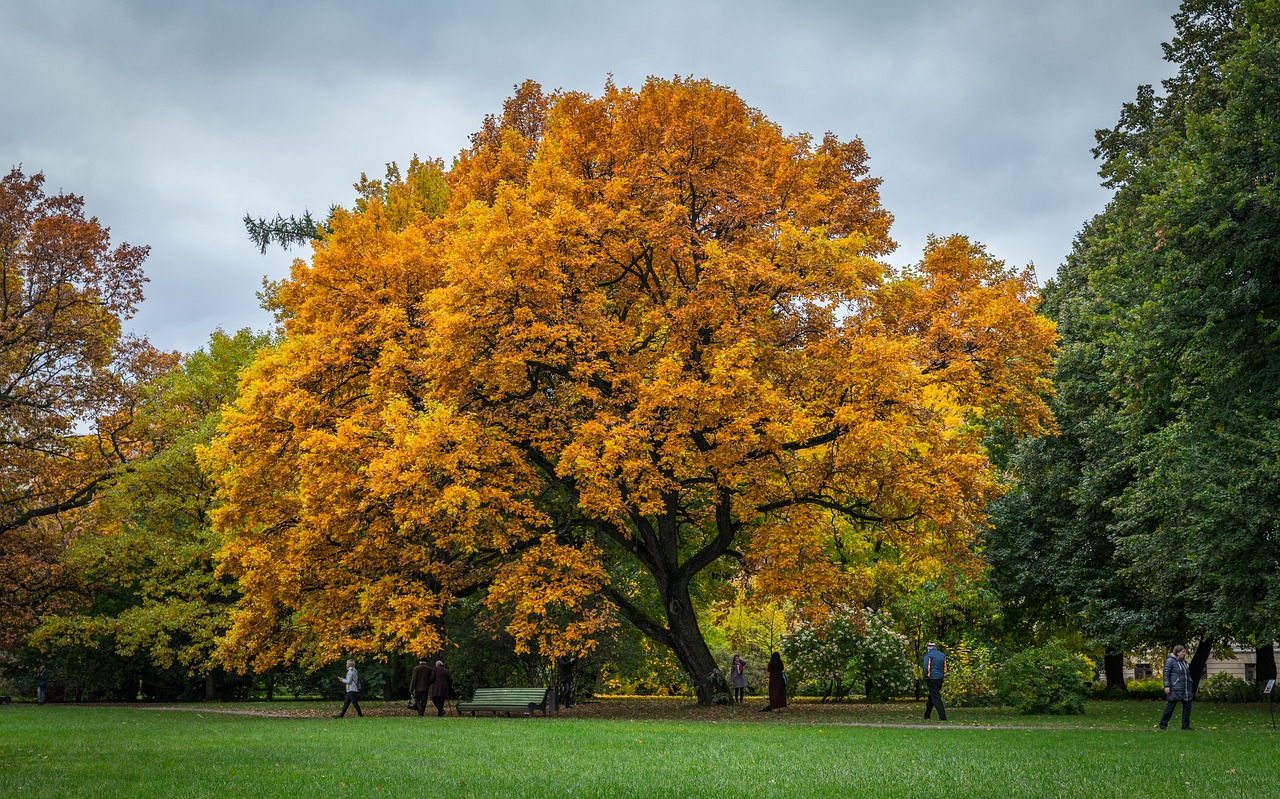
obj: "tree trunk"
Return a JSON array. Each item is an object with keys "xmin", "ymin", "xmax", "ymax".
[
  {"xmin": 601, "ymin": 491, "xmax": 740, "ymax": 705},
  {"xmin": 1189, "ymin": 635, "xmax": 1214, "ymax": 697},
  {"xmin": 664, "ymin": 586, "xmax": 732, "ymax": 705},
  {"xmin": 1255, "ymin": 643, "xmax": 1277, "ymax": 686},
  {"xmin": 204, "ymin": 671, "xmax": 217, "ymax": 702},
  {"xmin": 387, "ymin": 655, "xmax": 409, "ymax": 701},
  {"xmin": 1103, "ymin": 651, "xmax": 1127, "ymax": 691}
]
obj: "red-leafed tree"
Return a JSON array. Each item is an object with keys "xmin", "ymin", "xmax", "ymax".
[{"xmin": 0, "ymin": 166, "xmax": 175, "ymax": 648}]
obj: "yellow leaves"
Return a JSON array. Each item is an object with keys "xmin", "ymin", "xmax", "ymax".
[
  {"xmin": 485, "ymin": 535, "xmax": 615, "ymax": 658},
  {"xmin": 357, "ymin": 577, "xmax": 449, "ymax": 656},
  {"xmin": 876, "ymin": 235, "xmax": 1057, "ymax": 437},
  {"xmin": 204, "ymin": 78, "xmax": 1058, "ymax": 675}
]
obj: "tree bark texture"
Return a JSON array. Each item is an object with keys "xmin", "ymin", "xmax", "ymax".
[
  {"xmin": 1104, "ymin": 651, "xmax": 1127, "ymax": 691},
  {"xmin": 1255, "ymin": 644, "xmax": 1277, "ymax": 686},
  {"xmin": 1189, "ymin": 635, "xmax": 1214, "ymax": 697}
]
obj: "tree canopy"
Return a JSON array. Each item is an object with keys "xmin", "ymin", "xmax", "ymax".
[
  {"xmin": 207, "ymin": 77, "xmax": 1055, "ymax": 703},
  {"xmin": 0, "ymin": 167, "xmax": 174, "ymax": 648},
  {"xmin": 990, "ymin": 0, "xmax": 1280, "ymax": 680},
  {"xmin": 32, "ymin": 329, "xmax": 270, "ymax": 689}
]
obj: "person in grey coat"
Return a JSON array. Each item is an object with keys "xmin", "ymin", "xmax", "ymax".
[
  {"xmin": 336, "ymin": 659, "xmax": 364, "ymax": 718},
  {"xmin": 1157, "ymin": 644, "xmax": 1193, "ymax": 730}
]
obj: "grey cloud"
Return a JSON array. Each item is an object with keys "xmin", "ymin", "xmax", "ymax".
[{"xmin": 1, "ymin": 0, "xmax": 1180, "ymax": 353}]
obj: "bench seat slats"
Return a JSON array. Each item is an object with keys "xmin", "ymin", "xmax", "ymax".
[{"xmin": 457, "ymin": 687, "xmax": 550, "ymax": 716}]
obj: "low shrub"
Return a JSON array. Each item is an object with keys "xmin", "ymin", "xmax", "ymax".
[
  {"xmin": 1089, "ymin": 677, "xmax": 1165, "ymax": 700},
  {"xmin": 945, "ymin": 637, "xmax": 1000, "ymax": 707},
  {"xmin": 1197, "ymin": 673, "xmax": 1261, "ymax": 703},
  {"xmin": 997, "ymin": 642, "xmax": 1094, "ymax": 715}
]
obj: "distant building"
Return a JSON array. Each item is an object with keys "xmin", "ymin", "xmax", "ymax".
[{"xmin": 1119, "ymin": 644, "xmax": 1279, "ymax": 684}]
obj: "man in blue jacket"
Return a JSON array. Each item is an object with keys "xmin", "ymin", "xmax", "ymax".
[{"xmin": 923, "ymin": 642, "xmax": 947, "ymax": 721}]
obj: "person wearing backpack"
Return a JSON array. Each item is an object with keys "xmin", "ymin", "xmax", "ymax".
[{"xmin": 336, "ymin": 659, "xmax": 364, "ymax": 718}]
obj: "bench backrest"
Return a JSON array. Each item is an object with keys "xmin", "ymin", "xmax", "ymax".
[{"xmin": 469, "ymin": 687, "xmax": 548, "ymax": 703}]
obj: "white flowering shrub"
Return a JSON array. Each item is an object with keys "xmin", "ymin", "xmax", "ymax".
[
  {"xmin": 782, "ymin": 607, "xmax": 913, "ymax": 701},
  {"xmin": 846, "ymin": 609, "xmax": 914, "ymax": 701}
]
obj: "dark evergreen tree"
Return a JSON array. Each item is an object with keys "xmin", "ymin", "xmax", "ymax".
[{"xmin": 990, "ymin": 0, "xmax": 1280, "ymax": 680}]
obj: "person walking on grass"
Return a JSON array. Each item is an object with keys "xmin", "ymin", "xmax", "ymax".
[
  {"xmin": 409, "ymin": 658, "xmax": 432, "ymax": 716},
  {"xmin": 35, "ymin": 665, "xmax": 47, "ymax": 705},
  {"xmin": 1158, "ymin": 644, "xmax": 1193, "ymax": 731},
  {"xmin": 759, "ymin": 652, "xmax": 787, "ymax": 711},
  {"xmin": 923, "ymin": 642, "xmax": 947, "ymax": 721},
  {"xmin": 428, "ymin": 660, "xmax": 452, "ymax": 717},
  {"xmin": 730, "ymin": 655, "xmax": 747, "ymax": 703},
  {"xmin": 336, "ymin": 659, "xmax": 363, "ymax": 718}
]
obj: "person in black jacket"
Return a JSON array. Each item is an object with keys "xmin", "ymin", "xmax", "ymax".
[
  {"xmin": 1158, "ymin": 644, "xmax": 1193, "ymax": 730},
  {"xmin": 409, "ymin": 659, "xmax": 432, "ymax": 716},
  {"xmin": 557, "ymin": 655, "xmax": 578, "ymax": 708}
]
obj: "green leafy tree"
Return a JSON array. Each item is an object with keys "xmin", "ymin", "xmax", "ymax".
[
  {"xmin": 32, "ymin": 329, "xmax": 271, "ymax": 699},
  {"xmin": 1096, "ymin": 0, "xmax": 1280, "ymax": 672},
  {"xmin": 990, "ymin": 0, "xmax": 1280, "ymax": 686}
]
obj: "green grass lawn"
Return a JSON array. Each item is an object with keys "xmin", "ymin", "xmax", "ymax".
[{"xmin": 1, "ymin": 701, "xmax": 1277, "ymax": 798}]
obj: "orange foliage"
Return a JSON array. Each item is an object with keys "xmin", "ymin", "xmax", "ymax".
[{"xmin": 207, "ymin": 79, "xmax": 1055, "ymax": 689}]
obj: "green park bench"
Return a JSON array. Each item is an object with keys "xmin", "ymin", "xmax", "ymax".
[{"xmin": 456, "ymin": 687, "xmax": 551, "ymax": 717}]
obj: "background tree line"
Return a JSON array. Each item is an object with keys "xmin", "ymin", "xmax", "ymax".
[{"xmin": 3, "ymin": 0, "xmax": 1277, "ymax": 707}]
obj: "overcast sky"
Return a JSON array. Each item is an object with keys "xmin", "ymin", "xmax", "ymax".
[{"xmin": 2, "ymin": 0, "xmax": 1180, "ymax": 355}]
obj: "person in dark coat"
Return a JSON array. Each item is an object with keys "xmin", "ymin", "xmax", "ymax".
[
  {"xmin": 730, "ymin": 655, "xmax": 747, "ymax": 703},
  {"xmin": 409, "ymin": 659, "xmax": 432, "ymax": 716},
  {"xmin": 760, "ymin": 652, "xmax": 787, "ymax": 711},
  {"xmin": 428, "ymin": 660, "xmax": 452, "ymax": 717},
  {"xmin": 923, "ymin": 642, "xmax": 947, "ymax": 721},
  {"xmin": 35, "ymin": 665, "xmax": 47, "ymax": 705},
  {"xmin": 557, "ymin": 655, "xmax": 578, "ymax": 708},
  {"xmin": 1158, "ymin": 644, "xmax": 1193, "ymax": 730}
]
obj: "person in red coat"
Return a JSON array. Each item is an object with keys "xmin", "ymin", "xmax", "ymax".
[
  {"xmin": 760, "ymin": 652, "xmax": 787, "ymax": 712},
  {"xmin": 428, "ymin": 660, "xmax": 452, "ymax": 717}
]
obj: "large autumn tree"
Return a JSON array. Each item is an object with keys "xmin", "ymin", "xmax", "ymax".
[
  {"xmin": 0, "ymin": 167, "xmax": 174, "ymax": 649},
  {"xmin": 208, "ymin": 79, "xmax": 1055, "ymax": 703}
]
